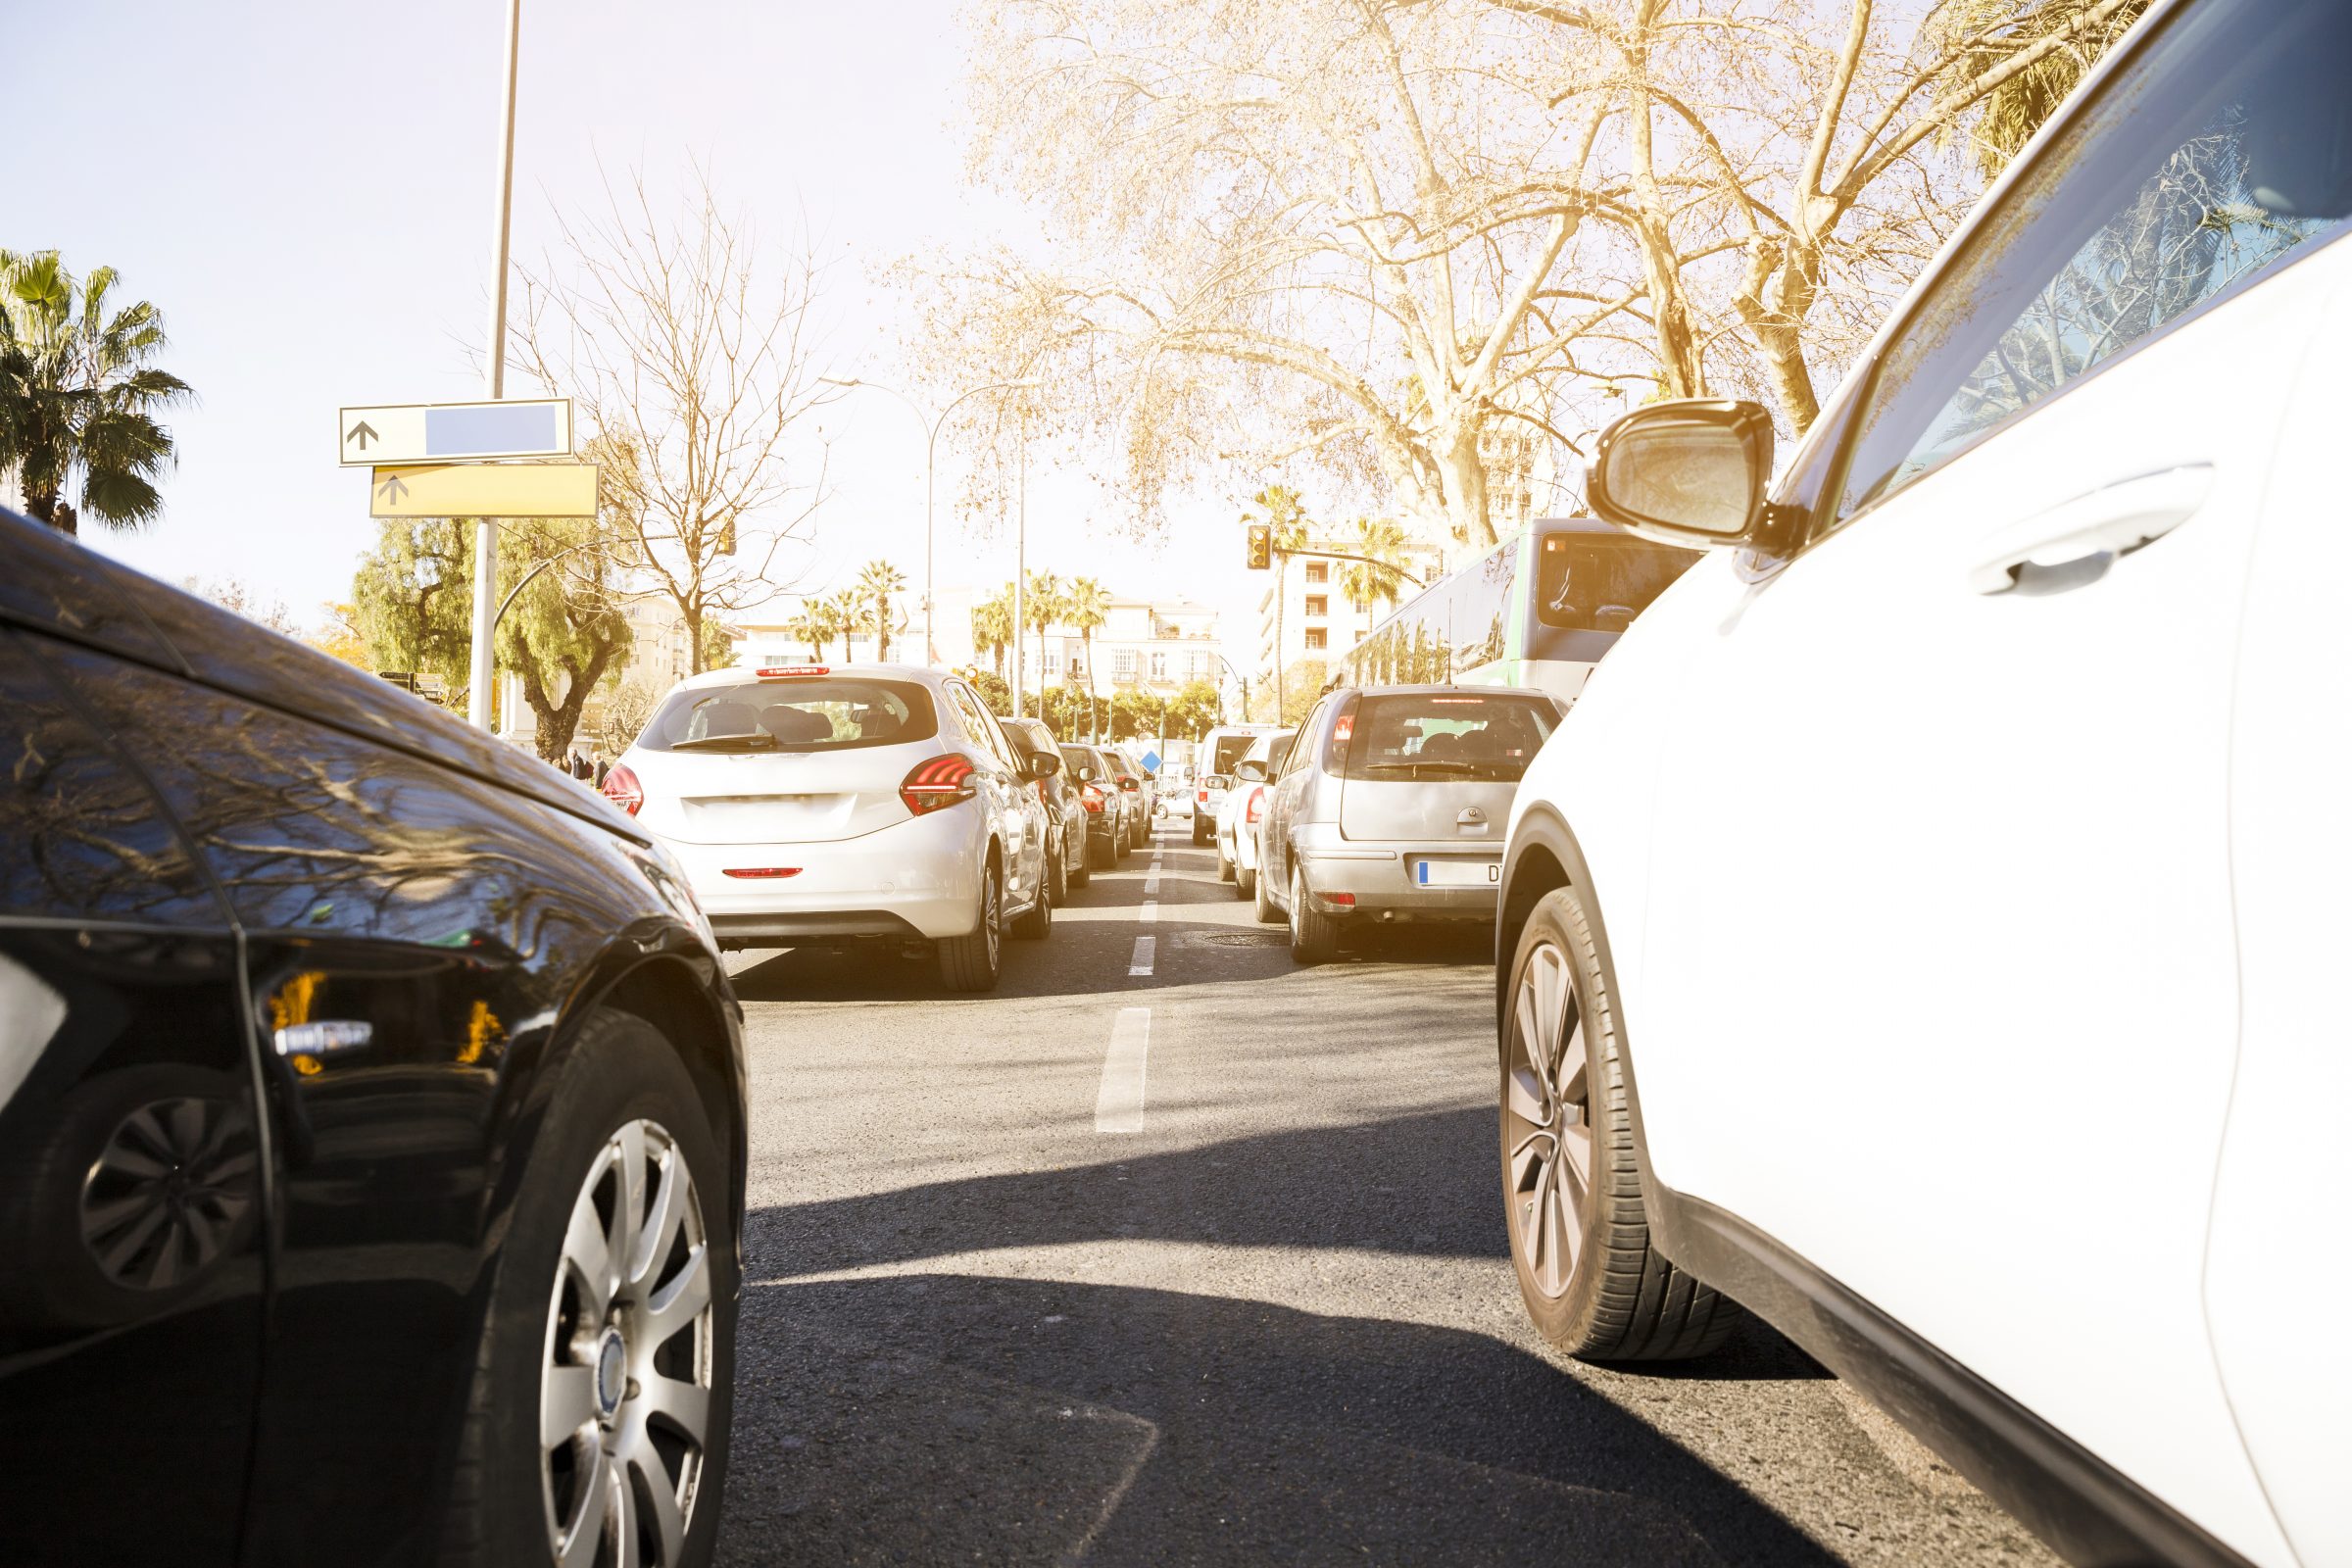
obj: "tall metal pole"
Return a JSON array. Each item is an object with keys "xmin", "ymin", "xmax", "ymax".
[
  {"xmin": 924, "ymin": 421, "xmax": 939, "ymax": 666},
  {"xmin": 1012, "ymin": 415, "xmax": 1025, "ymax": 717},
  {"xmin": 468, "ymin": 0, "xmax": 522, "ymax": 731}
]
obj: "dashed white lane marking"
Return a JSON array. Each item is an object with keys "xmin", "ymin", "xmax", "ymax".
[
  {"xmin": 1094, "ymin": 1006, "xmax": 1151, "ymax": 1132},
  {"xmin": 1127, "ymin": 935, "xmax": 1155, "ymax": 975},
  {"xmin": 1137, "ymin": 901, "xmax": 1157, "ymax": 923},
  {"xmin": 1143, "ymin": 873, "xmax": 1160, "ymax": 895}
]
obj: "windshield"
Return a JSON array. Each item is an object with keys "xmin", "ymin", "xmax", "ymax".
[
  {"xmin": 1210, "ymin": 733, "xmax": 1264, "ymax": 774},
  {"xmin": 638, "ymin": 676, "xmax": 939, "ymax": 754},
  {"xmin": 1340, "ymin": 693, "xmax": 1559, "ymax": 782},
  {"xmin": 1533, "ymin": 536, "xmax": 1700, "ymax": 633}
]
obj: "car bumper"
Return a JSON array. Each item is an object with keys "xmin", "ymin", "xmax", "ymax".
[
  {"xmin": 1293, "ymin": 830, "xmax": 1500, "ymax": 920},
  {"xmin": 654, "ymin": 808, "xmax": 985, "ymax": 946}
]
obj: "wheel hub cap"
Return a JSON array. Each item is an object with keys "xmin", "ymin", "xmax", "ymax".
[
  {"xmin": 1505, "ymin": 943, "xmax": 1595, "ymax": 1299},
  {"xmin": 594, "ymin": 1327, "xmax": 626, "ymax": 1421}
]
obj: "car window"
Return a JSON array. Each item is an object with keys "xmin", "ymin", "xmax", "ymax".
[
  {"xmin": 0, "ymin": 631, "xmax": 220, "ymax": 926},
  {"xmin": 1833, "ymin": 0, "xmax": 2352, "ymax": 527},
  {"xmin": 640, "ymin": 675, "xmax": 938, "ymax": 755},
  {"xmin": 1533, "ymin": 536, "xmax": 1700, "ymax": 632},
  {"xmin": 1337, "ymin": 692, "xmax": 1560, "ymax": 783},
  {"xmin": 1279, "ymin": 704, "xmax": 1325, "ymax": 779},
  {"xmin": 944, "ymin": 682, "xmax": 1010, "ymax": 764},
  {"xmin": 1057, "ymin": 746, "xmax": 1098, "ymax": 781}
]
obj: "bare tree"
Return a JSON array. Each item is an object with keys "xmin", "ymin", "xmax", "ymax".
[{"xmin": 514, "ymin": 170, "xmax": 834, "ymax": 672}]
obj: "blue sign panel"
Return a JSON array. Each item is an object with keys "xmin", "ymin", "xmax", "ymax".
[{"xmin": 426, "ymin": 402, "xmax": 563, "ymax": 459}]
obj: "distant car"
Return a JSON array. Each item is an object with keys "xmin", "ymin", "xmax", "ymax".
[
  {"xmin": 1058, "ymin": 743, "xmax": 1129, "ymax": 869},
  {"xmin": 1213, "ymin": 729, "xmax": 1293, "ymax": 899},
  {"xmin": 1101, "ymin": 746, "xmax": 1154, "ymax": 849},
  {"xmin": 1494, "ymin": 4, "xmax": 2349, "ymax": 1562},
  {"xmin": 1191, "ymin": 723, "xmax": 1286, "ymax": 844},
  {"xmin": 1158, "ymin": 763, "xmax": 1195, "ymax": 819},
  {"xmin": 608, "ymin": 662, "xmax": 1058, "ymax": 990},
  {"xmin": 1000, "ymin": 714, "xmax": 1089, "ymax": 899},
  {"xmin": 1255, "ymin": 686, "xmax": 1563, "ymax": 962},
  {"xmin": 0, "ymin": 509, "xmax": 747, "ymax": 1568}
]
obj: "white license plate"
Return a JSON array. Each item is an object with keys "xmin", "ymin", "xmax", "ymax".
[{"xmin": 1415, "ymin": 858, "xmax": 1500, "ymax": 888}]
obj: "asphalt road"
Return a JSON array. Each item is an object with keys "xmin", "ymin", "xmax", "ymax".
[{"xmin": 713, "ymin": 818, "xmax": 2057, "ymax": 1566}]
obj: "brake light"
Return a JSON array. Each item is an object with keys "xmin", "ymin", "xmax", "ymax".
[
  {"xmin": 722, "ymin": 867, "xmax": 802, "ymax": 878},
  {"xmin": 1245, "ymin": 786, "xmax": 1266, "ymax": 824},
  {"xmin": 1081, "ymin": 784, "xmax": 1105, "ymax": 813},
  {"xmin": 1197, "ymin": 788, "xmax": 1208, "ymax": 804},
  {"xmin": 900, "ymin": 753, "xmax": 978, "ymax": 815},
  {"xmin": 1326, "ymin": 892, "xmax": 1356, "ymax": 907},
  {"xmin": 602, "ymin": 762, "xmax": 644, "ymax": 816},
  {"xmin": 758, "ymin": 665, "xmax": 828, "ymax": 678}
]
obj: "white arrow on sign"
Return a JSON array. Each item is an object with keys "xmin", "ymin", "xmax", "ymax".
[{"xmin": 337, "ymin": 398, "xmax": 573, "ymax": 467}]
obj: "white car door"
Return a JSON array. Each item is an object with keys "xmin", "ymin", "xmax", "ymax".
[
  {"xmin": 945, "ymin": 681, "xmax": 1034, "ymax": 904},
  {"xmin": 1635, "ymin": 3, "xmax": 2342, "ymax": 1553}
]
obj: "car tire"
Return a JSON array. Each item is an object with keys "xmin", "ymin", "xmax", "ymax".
[
  {"xmin": 1191, "ymin": 818, "xmax": 1209, "ymax": 846},
  {"xmin": 1091, "ymin": 832, "xmax": 1116, "ymax": 871},
  {"xmin": 1048, "ymin": 842, "xmax": 1069, "ymax": 906},
  {"xmin": 1068, "ymin": 835, "xmax": 1092, "ymax": 889},
  {"xmin": 1250, "ymin": 853, "xmax": 1280, "ymax": 923},
  {"xmin": 1113, "ymin": 823, "xmax": 1130, "ymax": 862},
  {"xmin": 1288, "ymin": 864, "xmax": 1340, "ymax": 963},
  {"xmin": 1501, "ymin": 886, "xmax": 1740, "ymax": 1360},
  {"xmin": 1217, "ymin": 843, "xmax": 1236, "ymax": 885},
  {"xmin": 939, "ymin": 861, "xmax": 1004, "ymax": 991},
  {"xmin": 442, "ymin": 1008, "xmax": 736, "ymax": 1568},
  {"xmin": 1012, "ymin": 863, "xmax": 1053, "ymax": 941}
]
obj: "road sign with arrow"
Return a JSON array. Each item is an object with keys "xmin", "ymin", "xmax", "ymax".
[
  {"xmin": 337, "ymin": 398, "xmax": 572, "ymax": 467},
  {"xmin": 368, "ymin": 463, "xmax": 598, "ymax": 518}
]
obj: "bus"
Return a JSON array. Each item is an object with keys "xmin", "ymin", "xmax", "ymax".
[{"xmin": 1331, "ymin": 517, "xmax": 1700, "ymax": 705}]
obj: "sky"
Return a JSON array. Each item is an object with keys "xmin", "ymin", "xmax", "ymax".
[{"xmin": 17, "ymin": 0, "xmax": 1275, "ymax": 651}]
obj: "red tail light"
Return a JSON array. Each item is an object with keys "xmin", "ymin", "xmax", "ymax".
[
  {"xmin": 758, "ymin": 665, "xmax": 828, "ymax": 677},
  {"xmin": 602, "ymin": 762, "xmax": 644, "ymax": 817},
  {"xmin": 1326, "ymin": 892, "xmax": 1356, "ymax": 907},
  {"xmin": 722, "ymin": 867, "xmax": 802, "ymax": 879},
  {"xmin": 901, "ymin": 753, "xmax": 978, "ymax": 815},
  {"xmin": 1081, "ymin": 784, "xmax": 1106, "ymax": 813},
  {"xmin": 1197, "ymin": 788, "xmax": 1208, "ymax": 804},
  {"xmin": 1245, "ymin": 786, "xmax": 1266, "ymax": 824}
]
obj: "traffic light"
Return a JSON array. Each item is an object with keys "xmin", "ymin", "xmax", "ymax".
[{"xmin": 1245, "ymin": 523, "xmax": 1271, "ymax": 570}]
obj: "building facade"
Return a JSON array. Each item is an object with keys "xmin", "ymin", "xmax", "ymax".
[{"xmin": 1255, "ymin": 536, "xmax": 1442, "ymax": 695}]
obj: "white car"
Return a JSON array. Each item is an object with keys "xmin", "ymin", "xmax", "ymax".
[
  {"xmin": 1212, "ymin": 730, "xmax": 1292, "ymax": 899},
  {"xmin": 603, "ymin": 662, "xmax": 1057, "ymax": 990},
  {"xmin": 1190, "ymin": 723, "xmax": 1286, "ymax": 844},
  {"xmin": 1495, "ymin": 4, "xmax": 2347, "ymax": 1564}
]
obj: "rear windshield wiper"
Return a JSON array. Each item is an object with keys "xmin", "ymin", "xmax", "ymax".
[
  {"xmin": 1358, "ymin": 760, "xmax": 1482, "ymax": 778},
  {"xmin": 669, "ymin": 733, "xmax": 777, "ymax": 753}
]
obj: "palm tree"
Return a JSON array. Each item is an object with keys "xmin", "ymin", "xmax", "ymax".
[
  {"xmin": 826, "ymin": 589, "xmax": 864, "ymax": 660},
  {"xmin": 788, "ymin": 597, "xmax": 839, "ymax": 661},
  {"xmin": 1338, "ymin": 516, "xmax": 1412, "ymax": 635},
  {"xmin": 1063, "ymin": 575, "xmax": 1110, "ymax": 741},
  {"xmin": 0, "ymin": 251, "xmax": 192, "ymax": 535},
  {"xmin": 857, "ymin": 560, "xmax": 908, "ymax": 662},
  {"xmin": 971, "ymin": 587, "xmax": 1014, "ymax": 678},
  {"xmin": 1022, "ymin": 569, "xmax": 1064, "ymax": 693}
]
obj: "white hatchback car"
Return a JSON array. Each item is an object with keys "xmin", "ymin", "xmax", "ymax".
[
  {"xmin": 1212, "ymin": 729, "xmax": 1291, "ymax": 899},
  {"xmin": 604, "ymin": 662, "xmax": 1056, "ymax": 990},
  {"xmin": 1495, "ymin": 3, "xmax": 2347, "ymax": 1564}
]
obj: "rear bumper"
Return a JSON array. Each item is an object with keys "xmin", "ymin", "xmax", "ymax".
[
  {"xmin": 655, "ymin": 808, "xmax": 984, "ymax": 945},
  {"xmin": 1294, "ymin": 831, "xmax": 1500, "ymax": 920}
]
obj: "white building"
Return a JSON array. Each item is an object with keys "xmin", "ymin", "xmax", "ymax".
[{"xmin": 1255, "ymin": 536, "xmax": 1442, "ymax": 692}]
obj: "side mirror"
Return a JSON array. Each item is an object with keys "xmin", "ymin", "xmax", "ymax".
[
  {"xmin": 1024, "ymin": 749, "xmax": 1061, "ymax": 780},
  {"xmin": 1588, "ymin": 399, "xmax": 1776, "ymax": 549},
  {"xmin": 1235, "ymin": 760, "xmax": 1266, "ymax": 782},
  {"xmin": 1118, "ymin": 776, "xmax": 1140, "ymax": 792}
]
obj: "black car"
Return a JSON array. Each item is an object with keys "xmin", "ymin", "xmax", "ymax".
[
  {"xmin": 1056, "ymin": 743, "xmax": 1131, "ymax": 868},
  {"xmin": 998, "ymin": 715, "xmax": 1090, "ymax": 902},
  {"xmin": 0, "ymin": 512, "xmax": 746, "ymax": 1568}
]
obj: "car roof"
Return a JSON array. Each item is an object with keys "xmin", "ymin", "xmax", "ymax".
[{"xmin": 684, "ymin": 661, "xmax": 948, "ymax": 691}]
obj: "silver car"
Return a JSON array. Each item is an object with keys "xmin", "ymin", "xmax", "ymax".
[{"xmin": 1255, "ymin": 685, "xmax": 1565, "ymax": 962}]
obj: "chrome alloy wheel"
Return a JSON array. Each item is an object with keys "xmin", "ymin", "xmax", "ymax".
[
  {"xmin": 1506, "ymin": 942, "xmax": 1593, "ymax": 1299},
  {"xmin": 983, "ymin": 866, "xmax": 1002, "ymax": 970},
  {"xmin": 542, "ymin": 1118, "xmax": 713, "ymax": 1568}
]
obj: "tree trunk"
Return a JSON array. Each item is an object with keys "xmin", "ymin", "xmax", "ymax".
[
  {"xmin": 684, "ymin": 603, "xmax": 706, "ymax": 675},
  {"xmin": 519, "ymin": 642, "xmax": 619, "ymax": 763},
  {"xmin": 1434, "ymin": 431, "xmax": 1496, "ymax": 550},
  {"xmin": 24, "ymin": 483, "xmax": 72, "ymax": 536}
]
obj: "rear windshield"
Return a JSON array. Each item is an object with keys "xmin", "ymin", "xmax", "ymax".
[
  {"xmin": 1209, "ymin": 733, "xmax": 1264, "ymax": 774},
  {"xmin": 1338, "ymin": 693, "xmax": 1559, "ymax": 783},
  {"xmin": 638, "ymin": 676, "xmax": 938, "ymax": 754},
  {"xmin": 1533, "ymin": 536, "xmax": 1700, "ymax": 633}
]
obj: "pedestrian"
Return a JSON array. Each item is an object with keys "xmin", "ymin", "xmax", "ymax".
[{"xmin": 593, "ymin": 753, "xmax": 610, "ymax": 789}]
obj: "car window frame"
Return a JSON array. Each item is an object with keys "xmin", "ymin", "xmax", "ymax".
[
  {"xmin": 1279, "ymin": 701, "xmax": 1327, "ymax": 780},
  {"xmin": 1796, "ymin": 0, "xmax": 2352, "ymax": 551}
]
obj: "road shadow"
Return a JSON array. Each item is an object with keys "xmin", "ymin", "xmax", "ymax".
[{"xmin": 717, "ymin": 1272, "xmax": 1839, "ymax": 1566}]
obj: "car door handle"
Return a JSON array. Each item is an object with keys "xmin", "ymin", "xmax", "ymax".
[{"xmin": 1968, "ymin": 464, "xmax": 2212, "ymax": 597}]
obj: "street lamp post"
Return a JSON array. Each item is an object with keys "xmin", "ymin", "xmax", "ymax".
[
  {"xmin": 468, "ymin": 0, "xmax": 522, "ymax": 733},
  {"xmin": 819, "ymin": 375, "xmax": 1039, "ymax": 670}
]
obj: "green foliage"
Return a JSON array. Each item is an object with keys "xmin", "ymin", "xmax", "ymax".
[
  {"xmin": 1250, "ymin": 660, "xmax": 1327, "ymax": 724},
  {"xmin": 1936, "ymin": 0, "xmax": 2154, "ymax": 179},
  {"xmin": 1107, "ymin": 685, "xmax": 1165, "ymax": 742},
  {"xmin": 1162, "ymin": 679, "xmax": 1221, "ymax": 741},
  {"xmin": 0, "ymin": 251, "xmax": 192, "ymax": 534},
  {"xmin": 971, "ymin": 587, "xmax": 1014, "ymax": 676},
  {"xmin": 856, "ymin": 559, "xmax": 908, "ymax": 661},
  {"xmin": 1338, "ymin": 516, "xmax": 1412, "ymax": 612},
  {"xmin": 353, "ymin": 519, "xmax": 475, "ymax": 687},
  {"xmin": 1038, "ymin": 683, "xmax": 1092, "ymax": 741},
  {"xmin": 496, "ymin": 515, "xmax": 637, "ymax": 761},
  {"xmin": 968, "ymin": 668, "xmax": 1013, "ymax": 712}
]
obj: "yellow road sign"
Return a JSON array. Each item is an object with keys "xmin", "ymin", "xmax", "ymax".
[{"xmin": 368, "ymin": 463, "xmax": 599, "ymax": 518}]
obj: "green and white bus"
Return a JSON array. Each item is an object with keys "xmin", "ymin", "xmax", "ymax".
[{"xmin": 1333, "ymin": 518, "xmax": 1700, "ymax": 705}]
